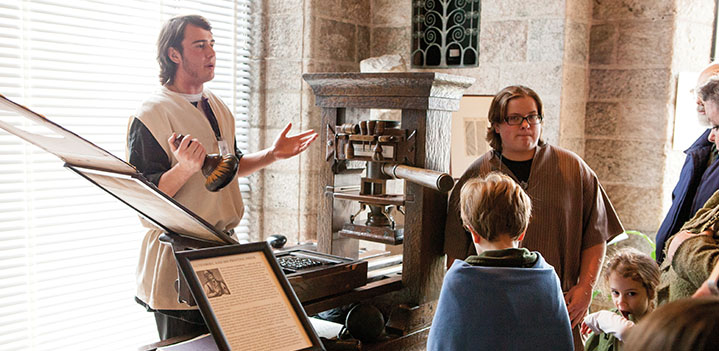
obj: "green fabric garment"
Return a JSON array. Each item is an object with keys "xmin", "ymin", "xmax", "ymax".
[
  {"xmin": 465, "ymin": 247, "xmax": 538, "ymax": 268},
  {"xmin": 657, "ymin": 233, "xmax": 719, "ymax": 305},
  {"xmin": 657, "ymin": 189, "xmax": 719, "ymax": 306},
  {"xmin": 680, "ymin": 190, "xmax": 719, "ymax": 234},
  {"xmin": 583, "ymin": 309, "xmax": 635, "ymax": 351}
]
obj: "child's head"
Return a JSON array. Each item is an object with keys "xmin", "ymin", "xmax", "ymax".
[
  {"xmin": 460, "ymin": 172, "xmax": 531, "ymax": 243},
  {"xmin": 624, "ymin": 297, "xmax": 719, "ymax": 351},
  {"xmin": 603, "ymin": 248, "xmax": 660, "ymax": 319}
]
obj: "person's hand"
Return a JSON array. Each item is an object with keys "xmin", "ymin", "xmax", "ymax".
[
  {"xmin": 580, "ymin": 321, "xmax": 593, "ymax": 336},
  {"xmin": 693, "ymin": 259, "xmax": 719, "ymax": 298},
  {"xmin": 564, "ymin": 283, "xmax": 593, "ymax": 328},
  {"xmin": 168, "ymin": 133, "xmax": 205, "ymax": 174},
  {"xmin": 581, "ymin": 310, "xmax": 608, "ymax": 336},
  {"xmin": 665, "ymin": 229, "xmax": 709, "ymax": 263},
  {"xmin": 579, "ymin": 310, "xmax": 634, "ymax": 341},
  {"xmin": 270, "ymin": 123, "xmax": 318, "ymax": 161},
  {"xmin": 693, "ymin": 280, "xmax": 714, "ymax": 298}
]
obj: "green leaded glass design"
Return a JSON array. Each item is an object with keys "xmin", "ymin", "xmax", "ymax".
[{"xmin": 412, "ymin": 0, "xmax": 481, "ymax": 68}]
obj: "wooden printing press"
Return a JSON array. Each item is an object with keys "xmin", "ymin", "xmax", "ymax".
[
  {"xmin": 0, "ymin": 71, "xmax": 474, "ymax": 350},
  {"xmin": 302, "ymin": 72, "xmax": 474, "ymax": 350}
]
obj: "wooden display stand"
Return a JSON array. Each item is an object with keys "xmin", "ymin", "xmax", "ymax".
[{"xmin": 303, "ymin": 72, "xmax": 474, "ymax": 349}]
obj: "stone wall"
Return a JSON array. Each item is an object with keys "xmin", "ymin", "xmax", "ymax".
[
  {"xmin": 391, "ymin": 1, "xmax": 581, "ymax": 150},
  {"xmin": 248, "ymin": 0, "xmax": 304, "ymax": 243},
  {"xmin": 249, "ymin": 0, "xmax": 372, "ymax": 244},
  {"xmin": 249, "ymin": 0, "xmax": 717, "ymax": 244},
  {"xmin": 347, "ymin": 0, "xmax": 716, "ymax": 238},
  {"xmin": 585, "ymin": 0, "xmax": 715, "ymax": 235}
]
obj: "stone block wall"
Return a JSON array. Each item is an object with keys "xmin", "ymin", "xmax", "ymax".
[
  {"xmin": 247, "ymin": 0, "xmax": 306, "ymax": 243},
  {"xmin": 248, "ymin": 0, "xmax": 717, "ymax": 245},
  {"xmin": 248, "ymin": 0, "xmax": 372, "ymax": 244},
  {"xmin": 585, "ymin": 0, "xmax": 715, "ymax": 235},
  {"xmin": 356, "ymin": 0, "xmax": 716, "ymax": 238},
  {"xmin": 368, "ymin": 0, "xmax": 584, "ymax": 150}
]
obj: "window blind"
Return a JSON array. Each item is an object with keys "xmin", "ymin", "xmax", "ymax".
[{"xmin": 0, "ymin": 1, "xmax": 253, "ymax": 350}]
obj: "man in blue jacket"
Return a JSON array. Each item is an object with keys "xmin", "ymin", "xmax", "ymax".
[{"xmin": 656, "ymin": 63, "xmax": 719, "ymax": 263}]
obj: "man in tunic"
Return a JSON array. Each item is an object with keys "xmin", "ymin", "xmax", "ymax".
[
  {"xmin": 126, "ymin": 15, "xmax": 317, "ymax": 339},
  {"xmin": 443, "ymin": 85, "xmax": 624, "ymax": 350}
]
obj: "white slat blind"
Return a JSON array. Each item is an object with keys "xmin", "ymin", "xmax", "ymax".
[{"xmin": 0, "ymin": 1, "xmax": 253, "ymax": 350}]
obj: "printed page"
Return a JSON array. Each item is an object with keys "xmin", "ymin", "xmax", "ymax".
[{"xmin": 191, "ymin": 252, "xmax": 312, "ymax": 351}]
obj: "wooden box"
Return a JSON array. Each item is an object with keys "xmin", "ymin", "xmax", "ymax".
[{"xmin": 277, "ymin": 249, "xmax": 368, "ymax": 303}]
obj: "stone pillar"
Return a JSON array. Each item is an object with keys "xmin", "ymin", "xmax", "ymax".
[
  {"xmin": 584, "ymin": 0, "xmax": 715, "ymax": 234},
  {"xmin": 248, "ymin": 0, "xmax": 307, "ymax": 242},
  {"xmin": 559, "ymin": 0, "xmax": 592, "ymax": 155},
  {"xmin": 250, "ymin": 0, "xmax": 372, "ymax": 243},
  {"xmin": 300, "ymin": 0, "xmax": 372, "ymax": 244}
]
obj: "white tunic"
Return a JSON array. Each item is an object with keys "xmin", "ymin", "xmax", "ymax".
[{"xmin": 127, "ymin": 86, "xmax": 245, "ymax": 310}]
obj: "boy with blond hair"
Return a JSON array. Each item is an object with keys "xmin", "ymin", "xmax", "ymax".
[{"xmin": 427, "ymin": 172, "xmax": 573, "ymax": 350}]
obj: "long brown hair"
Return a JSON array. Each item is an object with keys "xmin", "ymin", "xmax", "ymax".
[
  {"xmin": 485, "ymin": 85, "xmax": 546, "ymax": 152},
  {"xmin": 156, "ymin": 15, "xmax": 212, "ymax": 86}
]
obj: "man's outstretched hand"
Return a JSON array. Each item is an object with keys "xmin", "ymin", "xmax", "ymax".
[{"xmin": 270, "ymin": 123, "xmax": 318, "ymax": 161}]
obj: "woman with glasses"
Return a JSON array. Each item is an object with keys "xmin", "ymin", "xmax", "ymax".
[{"xmin": 443, "ymin": 85, "xmax": 624, "ymax": 350}]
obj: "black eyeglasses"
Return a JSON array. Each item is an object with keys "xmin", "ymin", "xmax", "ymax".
[{"xmin": 504, "ymin": 114, "xmax": 543, "ymax": 126}]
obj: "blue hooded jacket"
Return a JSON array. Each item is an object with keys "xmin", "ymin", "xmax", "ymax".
[{"xmin": 656, "ymin": 129, "xmax": 719, "ymax": 263}]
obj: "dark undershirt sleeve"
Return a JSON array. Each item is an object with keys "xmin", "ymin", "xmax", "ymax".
[
  {"xmin": 235, "ymin": 142, "xmax": 244, "ymax": 161},
  {"xmin": 127, "ymin": 118, "xmax": 170, "ymax": 186}
]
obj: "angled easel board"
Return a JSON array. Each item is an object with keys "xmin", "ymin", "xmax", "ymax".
[
  {"xmin": 68, "ymin": 166, "xmax": 234, "ymax": 244},
  {"xmin": 175, "ymin": 242, "xmax": 325, "ymax": 351},
  {"xmin": 0, "ymin": 94, "xmax": 235, "ymax": 244},
  {"xmin": 0, "ymin": 94, "xmax": 136, "ymax": 175}
]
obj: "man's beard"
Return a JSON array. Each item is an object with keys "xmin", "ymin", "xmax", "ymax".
[{"xmin": 697, "ymin": 112, "xmax": 710, "ymax": 127}]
